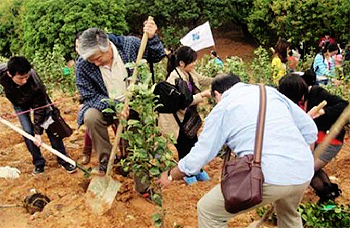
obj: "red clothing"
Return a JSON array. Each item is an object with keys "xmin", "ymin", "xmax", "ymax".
[
  {"xmin": 287, "ymin": 56, "xmax": 298, "ymax": 70},
  {"xmin": 318, "ymin": 37, "xmax": 335, "ymax": 47},
  {"xmin": 317, "ymin": 131, "xmax": 343, "ymax": 145}
]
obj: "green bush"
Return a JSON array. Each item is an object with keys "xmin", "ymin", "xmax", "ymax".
[
  {"xmin": 247, "ymin": 0, "xmax": 350, "ymax": 48},
  {"xmin": 126, "ymin": 0, "xmax": 201, "ymax": 49},
  {"xmin": 0, "ymin": 0, "xmax": 23, "ymax": 57},
  {"xmin": 125, "ymin": 0, "xmax": 254, "ymax": 49},
  {"xmin": 224, "ymin": 56, "xmax": 250, "ymax": 83},
  {"xmin": 256, "ymin": 201, "xmax": 350, "ymax": 228},
  {"xmin": 299, "ymin": 201, "xmax": 350, "ymax": 228},
  {"xmin": 32, "ymin": 44, "xmax": 76, "ymax": 95},
  {"xmin": 251, "ymin": 47, "xmax": 274, "ymax": 86},
  {"xmin": 202, "ymin": 0, "xmax": 253, "ymax": 36},
  {"xmin": 20, "ymin": 0, "xmax": 128, "ymax": 60}
]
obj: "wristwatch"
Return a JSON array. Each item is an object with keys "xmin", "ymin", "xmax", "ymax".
[{"xmin": 167, "ymin": 170, "xmax": 173, "ymax": 181}]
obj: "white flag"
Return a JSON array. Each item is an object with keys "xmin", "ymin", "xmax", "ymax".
[{"xmin": 180, "ymin": 21, "xmax": 215, "ymax": 52}]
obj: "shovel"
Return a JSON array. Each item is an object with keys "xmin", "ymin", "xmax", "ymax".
[
  {"xmin": 0, "ymin": 116, "xmax": 90, "ymax": 176},
  {"xmin": 86, "ymin": 16, "xmax": 154, "ymax": 215},
  {"xmin": 314, "ymin": 103, "xmax": 350, "ymax": 158}
]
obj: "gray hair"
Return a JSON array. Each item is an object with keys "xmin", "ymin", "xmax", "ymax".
[{"xmin": 78, "ymin": 28, "xmax": 109, "ymax": 60}]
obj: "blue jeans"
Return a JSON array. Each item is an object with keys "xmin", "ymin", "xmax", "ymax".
[{"xmin": 13, "ymin": 105, "xmax": 68, "ymax": 168}]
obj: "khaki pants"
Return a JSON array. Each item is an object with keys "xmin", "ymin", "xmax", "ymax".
[
  {"xmin": 197, "ymin": 181, "xmax": 310, "ymax": 228},
  {"xmin": 84, "ymin": 108, "xmax": 112, "ymax": 162},
  {"xmin": 84, "ymin": 108, "xmax": 149, "ymax": 193}
]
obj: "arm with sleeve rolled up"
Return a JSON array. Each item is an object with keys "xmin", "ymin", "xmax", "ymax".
[
  {"xmin": 190, "ymin": 90, "xmax": 211, "ymax": 106},
  {"xmin": 190, "ymin": 70, "xmax": 213, "ymax": 106},
  {"xmin": 158, "ymin": 107, "xmax": 228, "ymax": 187},
  {"xmin": 192, "ymin": 70, "xmax": 213, "ymax": 88}
]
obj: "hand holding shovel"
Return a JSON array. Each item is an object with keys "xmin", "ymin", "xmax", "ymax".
[
  {"xmin": 86, "ymin": 16, "xmax": 154, "ymax": 215},
  {"xmin": 0, "ymin": 116, "xmax": 91, "ymax": 176}
]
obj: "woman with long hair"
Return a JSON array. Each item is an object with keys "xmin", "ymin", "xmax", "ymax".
[
  {"xmin": 313, "ymin": 42, "xmax": 338, "ymax": 85},
  {"xmin": 159, "ymin": 46, "xmax": 212, "ymax": 185},
  {"xmin": 278, "ymin": 74, "xmax": 348, "ymax": 202},
  {"xmin": 271, "ymin": 38, "xmax": 290, "ymax": 84}
]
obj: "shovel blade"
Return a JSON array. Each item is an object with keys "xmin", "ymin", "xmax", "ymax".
[{"xmin": 86, "ymin": 175, "xmax": 122, "ymax": 215}]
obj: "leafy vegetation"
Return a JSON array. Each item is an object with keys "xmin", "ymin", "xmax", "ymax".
[
  {"xmin": 0, "ymin": 0, "xmax": 23, "ymax": 57},
  {"xmin": 125, "ymin": 0, "xmax": 254, "ymax": 49},
  {"xmin": 21, "ymin": 0, "xmax": 128, "ymax": 60},
  {"xmin": 32, "ymin": 44, "xmax": 76, "ymax": 95},
  {"xmin": 299, "ymin": 201, "xmax": 350, "ymax": 228},
  {"xmin": 247, "ymin": 0, "xmax": 350, "ymax": 48},
  {"xmin": 256, "ymin": 201, "xmax": 350, "ymax": 228},
  {"xmin": 103, "ymin": 61, "xmax": 176, "ymax": 227}
]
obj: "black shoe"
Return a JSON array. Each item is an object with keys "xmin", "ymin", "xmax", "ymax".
[
  {"xmin": 60, "ymin": 163, "xmax": 77, "ymax": 174},
  {"xmin": 91, "ymin": 160, "xmax": 108, "ymax": 176},
  {"xmin": 99, "ymin": 159, "xmax": 108, "ymax": 173},
  {"xmin": 32, "ymin": 166, "xmax": 44, "ymax": 175}
]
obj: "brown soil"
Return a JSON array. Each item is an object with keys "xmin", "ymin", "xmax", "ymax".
[
  {"xmin": 0, "ymin": 33, "xmax": 349, "ymax": 228},
  {"xmin": 197, "ymin": 29, "xmax": 257, "ymax": 62}
]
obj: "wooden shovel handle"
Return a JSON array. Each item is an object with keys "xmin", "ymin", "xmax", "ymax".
[
  {"xmin": 313, "ymin": 100, "xmax": 327, "ymax": 114},
  {"xmin": 314, "ymin": 104, "xmax": 350, "ymax": 159},
  {"xmin": 105, "ymin": 16, "xmax": 154, "ymax": 177},
  {"xmin": 0, "ymin": 117, "xmax": 76, "ymax": 166}
]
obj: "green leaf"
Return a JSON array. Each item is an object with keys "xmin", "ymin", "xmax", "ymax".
[
  {"xmin": 127, "ymin": 119, "xmax": 140, "ymax": 125},
  {"xmin": 125, "ymin": 62, "xmax": 136, "ymax": 69},
  {"xmin": 322, "ymin": 205, "xmax": 336, "ymax": 211},
  {"xmin": 152, "ymin": 213, "xmax": 161, "ymax": 221},
  {"xmin": 149, "ymin": 167, "xmax": 160, "ymax": 176},
  {"xmin": 151, "ymin": 193, "xmax": 162, "ymax": 207},
  {"xmin": 102, "ymin": 108, "xmax": 115, "ymax": 114},
  {"xmin": 154, "ymin": 219, "xmax": 162, "ymax": 227},
  {"xmin": 334, "ymin": 208, "xmax": 342, "ymax": 213}
]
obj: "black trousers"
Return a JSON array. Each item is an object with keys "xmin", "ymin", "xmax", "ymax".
[{"xmin": 175, "ymin": 130, "xmax": 198, "ymax": 160}]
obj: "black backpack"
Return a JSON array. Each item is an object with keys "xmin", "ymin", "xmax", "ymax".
[
  {"xmin": 153, "ymin": 77, "xmax": 193, "ymax": 113},
  {"xmin": 310, "ymin": 169, "xmax": 341, "ymax": 203}
]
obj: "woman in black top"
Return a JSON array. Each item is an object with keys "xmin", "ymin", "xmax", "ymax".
[{"xmin": 278, "ymin": 73, "xmax": 348, "ymax": 202}]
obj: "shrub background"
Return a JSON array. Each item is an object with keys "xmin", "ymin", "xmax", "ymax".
[{"xmin": 0, "ymin": 0, "xmax": 349, "ymax": 95}]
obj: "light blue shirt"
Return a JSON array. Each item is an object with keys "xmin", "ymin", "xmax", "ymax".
[
  {"xmin": 178, "ymin": 83, "xmax": 318, "ymax": 185},
  {"xmin": 313, "ymin": 53, "xmax": 336, "ymax": 81}
]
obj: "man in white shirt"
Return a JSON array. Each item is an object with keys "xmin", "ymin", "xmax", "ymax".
[{"xmin": 158, "ymin": 73, "xmax": 318, "ymax": 228}]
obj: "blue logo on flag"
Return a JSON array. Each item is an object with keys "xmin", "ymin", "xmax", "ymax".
[{"xmin": 192, "ymin": 32, "xmax": 200, "ymax": 41}]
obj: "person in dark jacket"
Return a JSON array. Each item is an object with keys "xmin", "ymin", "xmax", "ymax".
[
  {"xmin": 0, "ymin": 56, "xmax": 76, "ymax": 174},
  {"xmin": 278, "ymin": 74, "xmax": 348, "ymax": 202},
  {"xmin": 75, "ymin": 20, "xmax": 164, "ymax": 180}
]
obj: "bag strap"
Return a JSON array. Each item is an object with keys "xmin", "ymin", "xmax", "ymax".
[
  {"xmin": 173, "ymin": 112, "xmax": 183, "ymax": 128},
  {"xmin": 253, "ymin": 84, "xmax": 267, "ymax": 164},
  {"xmin": 173, "ymin": 67, "xmax": 190, "ymax": 128},
  {"xmin": 224, "ymin": 84, "xmax": 266, "ymax": 164},
  {"xmin": 174, "ymin": 68, "xmax": 183, "ymax": 80}
]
